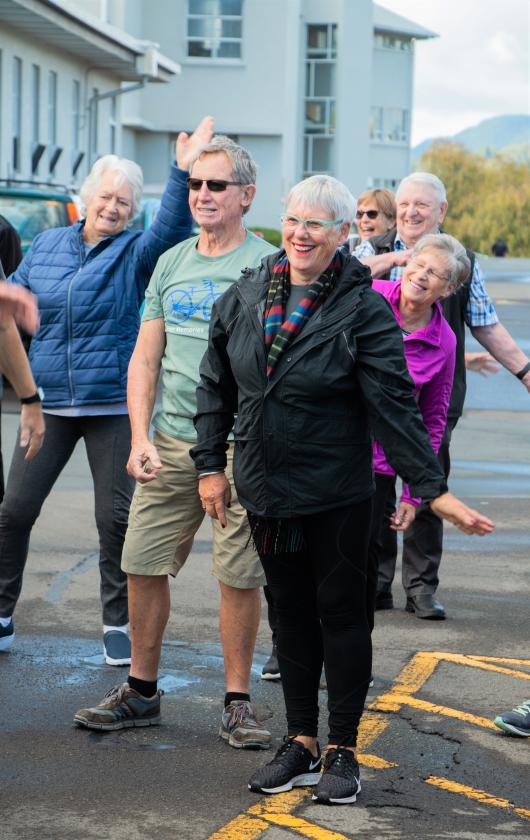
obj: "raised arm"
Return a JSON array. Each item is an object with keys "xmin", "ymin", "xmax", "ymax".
[{"xmin": 133, "ymin": 116, "xmax": 215, "ymax": 280}]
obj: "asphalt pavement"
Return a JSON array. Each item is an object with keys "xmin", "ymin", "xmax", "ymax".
[{"xmin": 0, "ymin": 258, "xmax": 528, "ymax": 840}]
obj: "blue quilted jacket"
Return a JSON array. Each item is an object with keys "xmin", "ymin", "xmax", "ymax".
[{"xmin": 9, "ymin": 164, "xmax": 192, "ymax": 407}]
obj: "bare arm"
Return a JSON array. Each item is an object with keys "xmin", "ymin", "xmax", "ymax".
[
  {"xmin": 126, "ymin": 318, "xmax": 166, "ymax": 482},
  {"xmin": 0, "ymin": 284, "xmax": 39, "ymax": 334},
  {"xmin": 470, "ymin": 322, "xmax": 530, "ymax": 392},
  {"xmin": 0, "ymin": 317, "xmax": 45, "ymax": 459}
]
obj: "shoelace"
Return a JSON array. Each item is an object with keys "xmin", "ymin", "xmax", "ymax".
[
  {"xmin": 324, "ymin": 748, "xmax": 358, "ymax": 777},
  {"xmin": 228, "ymin": 701, "xmax": 256, "ymax": 727},
  {"xmin": 511, "ymin": 700, "xmax": 530, "ymax": 716},
  {"xmin": 103, "ymin": 684, "xmax": 125, "ymax": 701}
]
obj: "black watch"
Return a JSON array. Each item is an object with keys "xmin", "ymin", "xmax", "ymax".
[
  {"xmin": 20, "ymin": 387, "xmax": 44, "ymax": 405},
  {"xmin": 515, "ymin": 362, "xmax": 530, "ymax": 381}
]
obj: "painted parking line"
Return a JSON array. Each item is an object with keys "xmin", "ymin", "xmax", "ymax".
[
  {"xmin": 210, "ymin": 652, "xmax": 529, "ymax": 838},
  {"xmin": 208, "ymin": 711, "xmax": 393, "ymax": 839},
  {"xmin": 426, "ymin": 777, "xmax": 530, "ymax": 821},
  {"xmin": 369, "ymin": 651, "xmax": 530, "ymax": 823}
]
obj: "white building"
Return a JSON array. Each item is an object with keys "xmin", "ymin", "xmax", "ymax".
[
  {"xmin": 0, "ymin": 0, "xmax": 179, "ymax": 186},
  {"xmin": 0, "ymin": 0, "xmax": 436, "ymax": 228}
]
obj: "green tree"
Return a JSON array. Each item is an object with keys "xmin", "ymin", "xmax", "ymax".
[{"xmin": 418, "ymin": 141, "xmax": 530, "ymax": 256}]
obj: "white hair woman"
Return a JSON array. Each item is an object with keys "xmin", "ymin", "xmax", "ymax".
[
  {"xmin": 368, "ymin": 233, "xmax": 470, "ymax": 624},
  {"xmin": 191, "ymin": 175, "xmax": 493, "ymax": 804},
  {"xmin": 0, "ymin": 117, "xmax": 214, "ymax": 663}
]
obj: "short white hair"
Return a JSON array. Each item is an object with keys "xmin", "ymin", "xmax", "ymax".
[
  {"xmin": 412, "ymin": 233, "xmax": 470, "ymax": 290},
  {"xmin": 79, "ymin": 155, "xmax": 143, "ymax": 218},
  {"xmin": 397, "ymin": 172, "xmax": 447, "ymax": 205},
  {"xmin": 285, "ymin": 175, "xmax": 357, "ymax": 224}
]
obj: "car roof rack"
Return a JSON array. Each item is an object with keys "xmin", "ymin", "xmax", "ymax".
[{"xmin": 0, "ymin": 178, "xmax": 74, "ymax": 194}]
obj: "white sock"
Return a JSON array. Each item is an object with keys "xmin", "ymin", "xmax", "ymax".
[
  {"xmin": 0, "ymin": 616, "xmax": 12, "ymax": 628},
  {"xmin": 103, "ymin": 624, "xmax": 129, "ymax": 635}
]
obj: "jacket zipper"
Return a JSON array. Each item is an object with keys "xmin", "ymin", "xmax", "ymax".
[{"xmin": 66, "ymin": 238, "xmax": 86, "ymax": 405}]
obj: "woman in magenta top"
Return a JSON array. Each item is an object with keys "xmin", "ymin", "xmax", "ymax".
[{"xmin": 367, "ymin": 233, "xmax": 471, "ymax": 630}]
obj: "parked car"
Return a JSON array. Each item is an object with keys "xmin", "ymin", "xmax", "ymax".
[{"xmin": 0, "ymin": 181, "xmax": 79, "ymax": 254}]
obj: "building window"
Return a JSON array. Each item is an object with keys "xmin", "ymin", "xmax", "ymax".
[
  {"xmin": 72, "ymin": 80, "xmax": 81, "ymax": 151},
  {"xmin": 31, "ymin": 65, "xmax": 40, "ymax": 145},
  {"xmin": 370, "ymin": 107, "xmax": 409, "ymax": 144},
  {"xmin": 374, "ymin": 33, "xmax": 413, "ymax": 51},
  {"xmin": 109, "ymin": 96, "xmax": 117, "ymax": 153},
  {"xmin": 12, "ymin": 57, "xmax": 22, "ymax": 173},
  {"xmin": 187, "ymin": 0, "xmax": 243, "ymax": 59},
  {"xmin": 303, "ymin": 24, "xmax": 337, "ymax": 177},
  {"xmin": 373, "ymin": 177, "xmax": 400, "ymax": 189},
  {"xmin": 48, "ymin": 71, "xmax": 57, "ymax": 146}
]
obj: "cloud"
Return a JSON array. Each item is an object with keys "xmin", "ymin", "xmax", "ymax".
[{"xmin": 486, "ymin": 32, "xmax": 519, "ymax": 64}]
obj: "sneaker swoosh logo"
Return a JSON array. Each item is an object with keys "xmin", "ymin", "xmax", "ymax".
[{"xmin": 309, "ymin": 758, "xmax": 321, "ymax": 770}]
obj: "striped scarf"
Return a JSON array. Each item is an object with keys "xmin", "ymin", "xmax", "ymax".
[{"xmin": 264, "ymin": 251, "xmax": 342, "ymax": 378}]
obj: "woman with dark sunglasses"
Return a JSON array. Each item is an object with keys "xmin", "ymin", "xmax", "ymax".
[{"xmin": 355, "ymin": 188, "xmax": 396, "ymax": 240}]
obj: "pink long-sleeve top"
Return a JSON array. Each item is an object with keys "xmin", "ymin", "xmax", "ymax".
[{"xmin": 371, "ymin": 279, "xmax": 456, "ymax": 505}]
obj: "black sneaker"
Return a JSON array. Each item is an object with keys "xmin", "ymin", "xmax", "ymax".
[
  {"xmin": 312, "ymin": 747, "xmax": 361, "ymax": 804},
  {"xmin": 248, "ymin": 737, "xmax": 321, "ymax": 794},
  {"xmin": 0, "ymin": 618, "xmax": 14, "ymax": 652},
  {"xmin": 261, "ymin": 645, "xmax": 281, "ymax": 680},
  {"xmin": 103, "ymin": 630, "xmax": 131, "ymax": 666}
]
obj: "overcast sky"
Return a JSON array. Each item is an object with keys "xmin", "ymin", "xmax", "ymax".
[{"xmin": 377, "ymin": 0, "xmax": 530, "ymax": 145}]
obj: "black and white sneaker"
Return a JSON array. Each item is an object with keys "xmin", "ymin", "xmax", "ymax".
[
  {"xmin": 0, "ymin": 618, "xmax": 14, "ymax": 652},
  {"xmin": 248, "ymin": 737, "xmax": 321, "ymax": 794},
  {"xmin": 312, "ymin": 748, "xmax": 361, "ymax": 805}
]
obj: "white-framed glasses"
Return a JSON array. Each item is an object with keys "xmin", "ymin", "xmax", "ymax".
[
  {"xmin": 409, "ymin": 257, "xmax": 450, "ymax": 284},
  {"xmin": 280, "ymin": 214, "xmax": 343, "ymax": 235}
]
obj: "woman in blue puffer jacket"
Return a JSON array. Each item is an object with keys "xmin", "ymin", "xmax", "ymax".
[{"xmin": 0, "ymin": 117, "xmax": 214, "ymax": 664}]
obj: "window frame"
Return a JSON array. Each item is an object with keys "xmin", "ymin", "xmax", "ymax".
[{"xmin": 186, "ymin": 0, "xmax": 244, "ymax": 62}]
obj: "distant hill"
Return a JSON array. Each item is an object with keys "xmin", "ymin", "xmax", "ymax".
[{"xmin": 413, "ymin": 114, "xmax": 530, "ymax": 161}]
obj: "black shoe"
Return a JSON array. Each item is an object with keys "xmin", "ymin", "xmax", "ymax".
[
  {"xmin": 375, "ymin": 590, "xmax": 394, "ymax": 610},
  {"xmin": 248, "ymin": 737, "xmax": 321, "ymax": 794},
  {"xmin": 406, "ymin": 593, "xmax": 446, "ymax": 620},
  {"xmin": 312, "ymin": 747, "xmax": 361, "ymax": 805},
  {"xmin": 261, "ymin": 645, "xmax": 281, "ymax": 681}
]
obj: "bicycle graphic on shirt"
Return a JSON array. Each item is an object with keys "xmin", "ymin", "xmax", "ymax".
[{"xmin": 165, "ymin": 279, "xmax": 222, "ymax": 326}]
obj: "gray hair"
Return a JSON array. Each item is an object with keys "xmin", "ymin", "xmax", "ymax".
[
  {"xmin": 189, "ymin": 135, "xmax": 257, "ymax": 215},
  {"xmin": 79, "ymin": 155, "xmax": 143, "ymax": 218},
  {"xmin": 412, "ymin": 233, "xmax": 470, "ymax": 291},
  {"xmin": 397, "ymin": 172, "xmax": 447, "ymax": 205},
  {"xmin": 285, "ymin": 175, "xmax": 357, "ymax": 224}
]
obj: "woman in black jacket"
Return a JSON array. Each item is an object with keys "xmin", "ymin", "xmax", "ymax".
[{"xmin": 191, "ymin": 175, "xmax": 494, "ymax": 805}]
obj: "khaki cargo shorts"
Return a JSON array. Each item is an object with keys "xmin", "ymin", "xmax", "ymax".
[{"xmin": 122, "ymin": 429, "xmax": 265, "ymax": 589}]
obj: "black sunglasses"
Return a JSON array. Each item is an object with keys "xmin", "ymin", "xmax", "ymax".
[
  {"xmin": 356, "ymin": 209, "xmax": 379, "ymax": 220},
  {"xmin": 187, "ymin": 178, "xmax": 243, "ymax": 192}
]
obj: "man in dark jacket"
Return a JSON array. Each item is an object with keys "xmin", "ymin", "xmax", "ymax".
[{"xmin": 356, "ymin": 172, "xmax": 530, "ymax": 619}]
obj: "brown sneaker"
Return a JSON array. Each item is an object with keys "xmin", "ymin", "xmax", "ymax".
[
  {"xmin": 220, "ymin": 700, "xmax": 272, "ymax": 749},
  {"xmin": 73, "ymin": 683, "xmax": 163, "ymax": 731}
]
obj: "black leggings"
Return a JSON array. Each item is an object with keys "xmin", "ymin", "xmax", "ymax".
[{"xmin": 259, "ymin": 500, "xmax": 372, "ymax": 747}]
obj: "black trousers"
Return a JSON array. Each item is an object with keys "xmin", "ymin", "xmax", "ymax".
[
  {"xmin": 0, "ymin": 413, "xmax": 134, "ymax": 625},
  {"xmin": 259, "ymin": 500, "xmax": 372, "ymax": 747},
  {"xmin": 376, "ymin": 418, "xmax": 457, "ymax": 596}
]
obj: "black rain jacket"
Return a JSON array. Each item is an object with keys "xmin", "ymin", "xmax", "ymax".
[{"xmin": 191, "ymin": 252, "xmax": 447, "ymax": 518}]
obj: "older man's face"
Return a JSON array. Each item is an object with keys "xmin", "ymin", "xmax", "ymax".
[
  {"xmin": 396, "ymin": 181, "xmax": 448, "ymax": 246},
  {"xmin": 188, "ymin": 151, "xmax": 254, "ymax": 233}
]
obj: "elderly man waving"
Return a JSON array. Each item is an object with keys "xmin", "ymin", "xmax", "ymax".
[
  {"xmin": 356, "ymin": 172, "xmax": 530, "ymax": 620},
  {"xmin": 74, "ymin": 134, "xmax": 276, "ymax": 749}
]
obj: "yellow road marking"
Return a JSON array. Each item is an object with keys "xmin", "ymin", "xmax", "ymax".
[
  {"xmin": 426, "ymin": 776, "xmax": 530, "ymax": 821},
  {"xmin": 429, "ymin": 652, "xmax": 530, "ymax": 681},
  {"xmin": 379, "ymin": 693, "xmax": 497, "ymax": 730},
  {"xmin": 467, "ymin": 655, "xmax": 530, "ymax": 666},
  {"xmin": 260, "ymin": 812, "xmax": 353, "ymax": 838}
]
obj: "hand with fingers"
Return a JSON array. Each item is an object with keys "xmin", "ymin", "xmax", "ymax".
[
  {"xmin": 127, "ymin": 439, "xmax": 163, "ymax": 484},
  {"xmin": 176, "ymin": 115, "xmax": 215, "ymax": 171},
  {"xmin": 389, "ymin": 501, "xmax": 416, "ymax": 531},
  {"xmin": 465, "ymin": 351, "xmax": 500, "ymax": 377},
  {"xmin": 198, "ymin": 473, "xmax": 231, "ymax": 528},
  {"xmin": 19, "ymin": 404, "xmax": 45, "ymax": 460},
  {"xmin": 0, "ymin": 285, "xmax": 40, "ymax": 335},
  {"xmin": 429, "ymin": 492, "xmax": 495, "ymax": 536}
]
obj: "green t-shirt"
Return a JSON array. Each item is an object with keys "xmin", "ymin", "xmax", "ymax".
[{"xmin": 142, "ymin": 231, "xmax": 276, "ymax": 442}]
